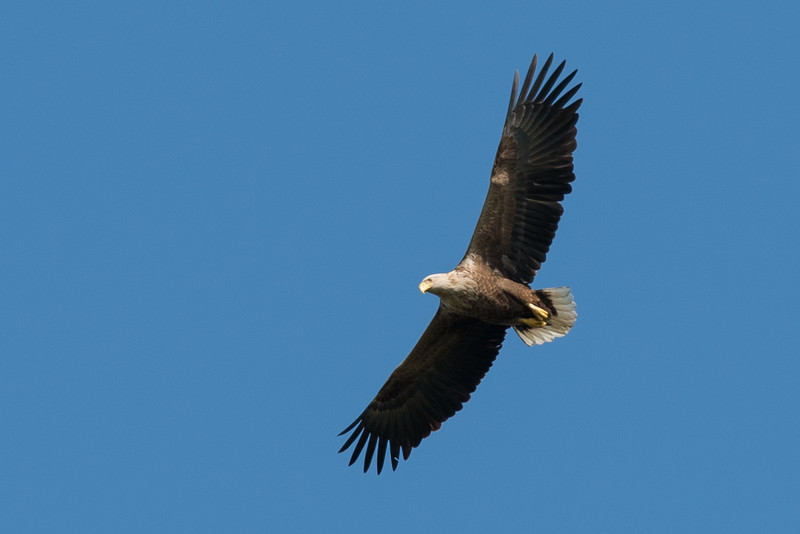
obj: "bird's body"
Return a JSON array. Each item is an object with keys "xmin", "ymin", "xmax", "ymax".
[
  {"xmin": 420, "ymin": 261, "xmax": 567, "ymax": 330},
  {"xmin": 340, "ymin": 54, "xmax": 582, "ymax": 474}
]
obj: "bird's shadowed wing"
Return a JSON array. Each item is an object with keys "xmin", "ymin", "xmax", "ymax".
[
  {"xmin": 338, "ymin": 308, "xmax": 507, "ymax": 474},
  {"xmin": 463, "ymin": 54, "xmax": 582, "ymax": 284}
]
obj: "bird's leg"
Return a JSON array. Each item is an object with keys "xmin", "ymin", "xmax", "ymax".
[
  {"xmin": 528, "ymin": 303, "xmax": 549, "ymax": 321},
  {"xmin": 520, "ymin": 303, "xmax": 549, "ymax": 328}
]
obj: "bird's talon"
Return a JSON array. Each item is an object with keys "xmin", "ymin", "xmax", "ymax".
[{"xmin": 528, "ymin": 304, "xmax": 550, "ymax": 321}]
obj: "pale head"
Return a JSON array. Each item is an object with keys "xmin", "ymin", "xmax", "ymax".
[{"xmin": 418, "ymin": 273, "xmax": 450, "ymax": 296}]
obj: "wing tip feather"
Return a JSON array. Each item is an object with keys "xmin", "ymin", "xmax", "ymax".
[{"xmin": 507, "ymin": 53, "xmax": 581, "ymax": 115}]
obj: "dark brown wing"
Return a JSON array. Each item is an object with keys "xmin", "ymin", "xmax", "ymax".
[
  {"xmin": 339, "ymin": 307, "xmax": 507, "ymax": 474},
  {"xmin": 463, "ymin": 54, "xmax": 582, "ymax": 284}
]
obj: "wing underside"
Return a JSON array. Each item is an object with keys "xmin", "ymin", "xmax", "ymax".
[
  {"xmin": 339, "ymin": 308, "xmax": 507, "ymax": 474},
  {"xmin": 463, "ymin": 54, "xmax": 582, "ymax": 284}
]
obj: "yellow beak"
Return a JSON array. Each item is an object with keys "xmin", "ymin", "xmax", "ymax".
[{"xmin": 419, "ymin": 279, "xmax": 433, "ymax": 294}]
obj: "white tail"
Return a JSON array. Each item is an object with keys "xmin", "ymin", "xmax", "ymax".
[{"xmin": 513, "ymin": 287, "xmax": 577, "ymax": 346}]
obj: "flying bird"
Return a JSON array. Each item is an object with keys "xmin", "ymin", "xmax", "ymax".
[{"xmin": 339, "ymin": 54, "xmax": 582, "ymax": 474}]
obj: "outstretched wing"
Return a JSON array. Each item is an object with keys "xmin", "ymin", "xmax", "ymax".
[
  {"xmin": 463, "ymin": 54, "xmax": 582, "ymax": 284},
  {"xmin": 339, "ymin": 308, "xmax": 507, "ymax": 474}
]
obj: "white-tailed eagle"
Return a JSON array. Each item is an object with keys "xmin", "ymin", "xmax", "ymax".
[{"xmin": 339, "ymin": 54, "xmax": 582, "ymax": 474}]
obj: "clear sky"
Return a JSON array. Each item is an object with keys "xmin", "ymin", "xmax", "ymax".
[{"xmin": 3, "ymin": 1, "xmax": 799, "ymax": 532}]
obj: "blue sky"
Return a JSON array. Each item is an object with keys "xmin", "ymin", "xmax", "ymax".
[{"xmin": 2, "ymin": 1, "xmax": 799, "ymax": 532}]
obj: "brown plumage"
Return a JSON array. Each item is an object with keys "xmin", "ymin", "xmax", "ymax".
[{"xmin": 339, "ymin": 54, "xmax": 582, "ymax": 474}]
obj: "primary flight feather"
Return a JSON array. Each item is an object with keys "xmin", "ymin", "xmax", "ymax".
[{"xmin": 339, "ymin": 54, "xmax": 582, "ymax": 474}]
